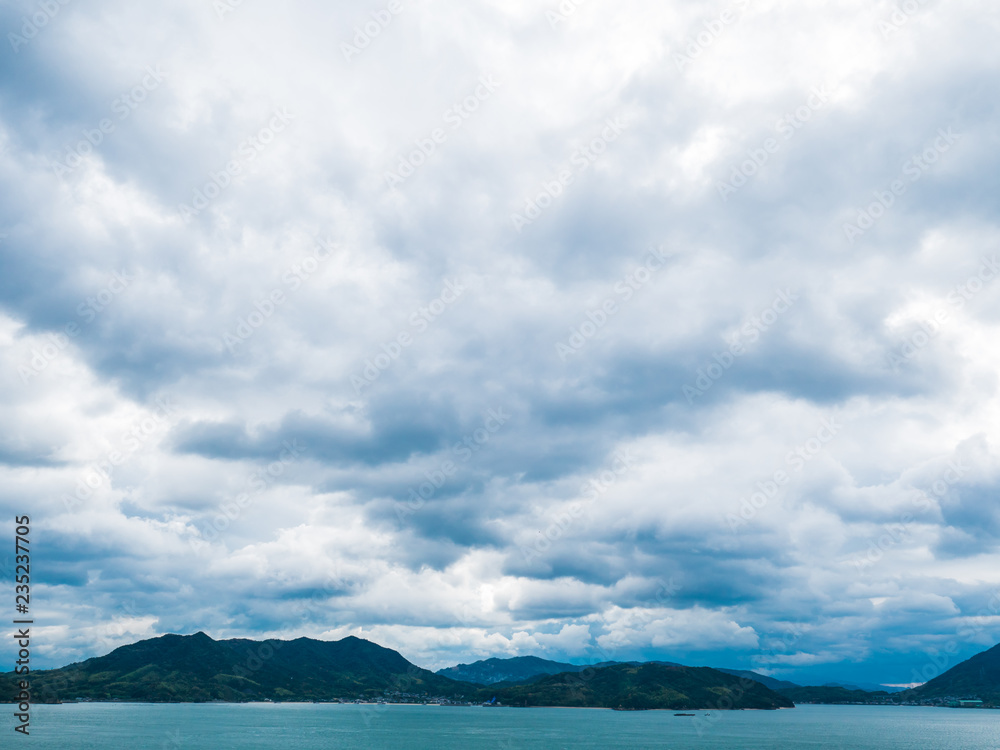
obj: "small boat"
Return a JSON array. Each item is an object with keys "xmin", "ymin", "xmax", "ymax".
[{"xmin": 674, "ymin": 713, "xmax": 695, "ymax": 716}]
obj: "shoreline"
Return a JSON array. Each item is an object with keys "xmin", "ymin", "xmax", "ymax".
[{"xmin": 8, "ymin": 701, "xmax": 995, "ymax": 711}]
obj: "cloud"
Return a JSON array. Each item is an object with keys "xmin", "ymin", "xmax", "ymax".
[{"xmin": 0, "ymin": 0, "xmax": 998, "ymax": 686}]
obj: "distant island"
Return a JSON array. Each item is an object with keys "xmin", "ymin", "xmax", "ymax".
[
  {"xmin": 436, "ymin": 655, "xmax": 627, "ymax": 685},
  {"xmin": 481, "ymin": 663, "xmax": 792, "ymax": 710},
  {"xmin": 3, "ymin": 632, "xmax": 999, "ymax": 709}
]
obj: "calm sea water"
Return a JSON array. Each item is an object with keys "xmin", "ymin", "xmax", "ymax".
[{"xmin": 9, "ymin": 703, "xmax": 1000, "ymax": 749}]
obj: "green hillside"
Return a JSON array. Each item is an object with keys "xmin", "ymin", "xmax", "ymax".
[
  {"xmin": 905, "ymin": 642, "xmax": 1000, "ymax": 705},
  {"xmin": 0, "ymin": 632, "xmax": 467, "ymax": 703},
  {"xmin": 489, "ymin": 663, "xmax": 794, "ymax": 709},
  {"xmin": 1, "ymin": 633, "xmax": 794, "ymax": 709}
]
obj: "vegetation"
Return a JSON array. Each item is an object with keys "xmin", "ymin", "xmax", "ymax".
[
  {"xmin": 489, "ymin": 663, "xmax": 794, "ymax": 710},
  {"xmin": 0, "ymin": 632, "xmax": 466, "ymax": 703},
  {"xmin": 902, "ymin": 642, "xmax": 1000, "ymax": 706},
  {"xmin": 713, "ymin": 668, "xmax": 799, "ymax": 691},
  {"xmin": 0, "ymin": 633, "xmax": 793, "ymax": 709},
  {"xmin": 19, "ymin": 632, "xmax": 1000, "ymax": 709}
]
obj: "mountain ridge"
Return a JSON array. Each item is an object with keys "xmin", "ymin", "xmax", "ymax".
[
  {"xmin": 488, "ymin": 663, "xmax": 794, "ymax": 709},
  {"xmin": 1, "ymin": 632, "xmax": 465, "ymax": 703},
  {"xmin": 9, "ymin": 632, "xmax": 1000, "ymax": 708},
  {"xmin": 0, "ymin": 632, "xmax": 793, "ymax": 709},
  {"xmin": 437, "ymin": 655, "xmax": 796, "ymax": 692},
  {"xmin": 436, "ymin": 656, "xmax": 678, "ymax": 685}
]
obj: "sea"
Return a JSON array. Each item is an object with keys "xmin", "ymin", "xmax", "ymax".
[{"xmin": 10, "ymin": 703, "xmax": 1000, "ymax": 748}]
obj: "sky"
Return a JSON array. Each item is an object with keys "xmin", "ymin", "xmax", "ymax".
[{"xmin": 1, "ymin": 0, "xmax": 999, "ymax": 688}]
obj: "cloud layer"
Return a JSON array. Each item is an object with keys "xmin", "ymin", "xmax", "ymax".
[{"xmin": 2, "ymin": 0, "xmax": 1000, "ymax": 685}]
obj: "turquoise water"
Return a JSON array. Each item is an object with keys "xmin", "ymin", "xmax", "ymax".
[{"xmin": 9, "ymin": 703, "xmax": 1000, "ymax": 748}]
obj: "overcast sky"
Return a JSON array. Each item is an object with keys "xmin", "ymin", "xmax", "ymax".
[{"xmin": 1, "ymin": 0, "xmax": 999, "ymax": 687}]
